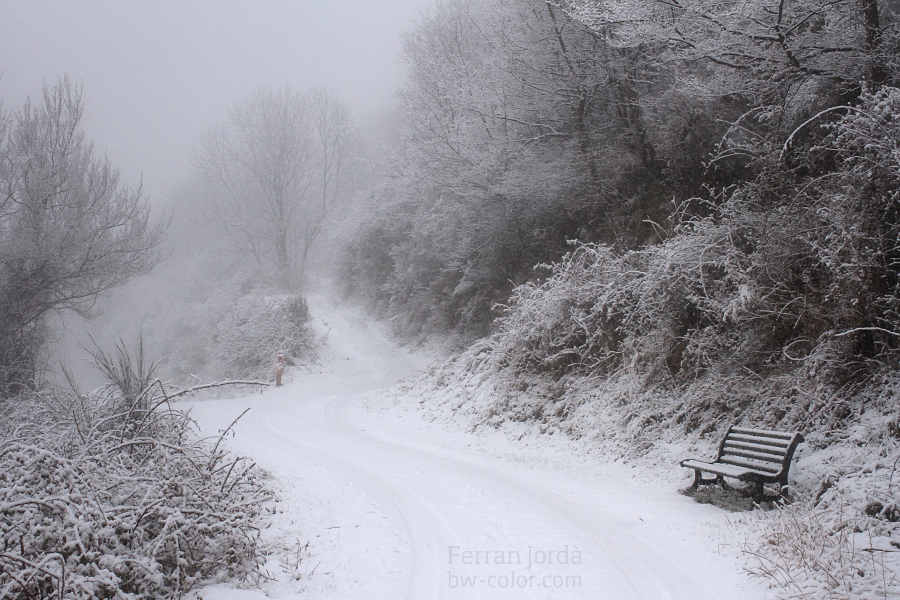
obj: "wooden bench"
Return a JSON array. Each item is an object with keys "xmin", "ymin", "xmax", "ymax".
[{"xmin": 680, "ymin": 426, "xmax": 804, "ymax": 500}]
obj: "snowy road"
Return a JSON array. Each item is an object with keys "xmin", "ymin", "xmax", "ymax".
[{"xmin": 186, "ymin": 298, "xmax": 762, "ymax": 600}]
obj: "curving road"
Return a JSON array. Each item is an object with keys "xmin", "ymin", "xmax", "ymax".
[{"xmin": 187, "ymin": 297, "xmax": 760, "ymax": 600}]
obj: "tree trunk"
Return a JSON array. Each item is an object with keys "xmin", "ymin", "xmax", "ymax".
[{"xmin": 862, "ymin": 0, "xmax": 885, "ymax": 84}]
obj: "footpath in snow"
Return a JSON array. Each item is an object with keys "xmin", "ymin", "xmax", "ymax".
[{"xmin": 183, "ymin": 296, "xmax": 766, "ymax": 600}]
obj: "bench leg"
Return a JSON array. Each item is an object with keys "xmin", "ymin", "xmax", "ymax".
[
  {"xmin": 752, "ymin": 482, "xmax": 765, "ymax": 503},
  {"xmin": 692, "ymin": 470, "xmax": 725, "ymax": 490},
  {"xmin": 777, "ymin": 479, "xmax": 791, "ymax": 502},
  {"xmin": 691, "ymin": 469, "xmax": 703, "ymax": 490}
]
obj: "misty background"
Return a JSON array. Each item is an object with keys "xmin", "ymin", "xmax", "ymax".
[
  {"xmin": 0, "ymin": 0, "xmax": 432, "ymax": 388},
  {"xmin": 1, "ymin": 1, "xmax": 428, "ymax": 199}
]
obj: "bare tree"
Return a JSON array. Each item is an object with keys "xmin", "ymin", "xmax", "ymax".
[
  {"xmin": 304, "ymin": 87, "xmax": 355, "ymax": 278},
  {"xmin": 195, "ymin": 87, "xmax": 355, "ymax": 290},
  {"xmin": 563, "ymin": 0, "xmax": 894, "ymax": 119},
  {"xmin": 0, "ymin": 76, "xmax": 164, "ymax": 394}
]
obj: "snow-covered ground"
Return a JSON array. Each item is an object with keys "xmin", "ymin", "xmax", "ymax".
[{"xmin": 183, "ymin": 296, "xmax": 767, "ymax": 599}]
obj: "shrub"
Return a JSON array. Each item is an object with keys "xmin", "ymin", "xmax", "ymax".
[
  {"xmin": 492, "ymin": 87, "xmax": 900, "ymax": 388},
  {"xmin": 741, "ymin": 500, "xmax": 900, "ymax": 599},
  {"xmin": 0, "ymin": 380, "xmax": 273, "ymax": 599},
  {"xmin": 207, "ymin": 294, "xmax": 315, "ymax": 381}
]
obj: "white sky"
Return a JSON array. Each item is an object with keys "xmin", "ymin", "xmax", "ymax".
[{"xmin": 0, "ymin": 1, "xmax": 431, "ymax": 201}]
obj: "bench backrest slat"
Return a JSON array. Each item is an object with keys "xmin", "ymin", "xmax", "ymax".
[
  {"xmin": 717, "ymin": 456, "xmax": 782, "ymax": 474},
  {"xmin": 729, "ymin": 433, "xmax": 790, "ymax": 448},
  {"xmin": 724, "ymin": 440, "xmax": 785, "ymax": 457},
  {"xmin": 722, "ymin": 445, "xmax": 784, "ymax": 463},
  {"xmin": 730, "ymin": 426, "xmax": 794, "ymax": 440}
]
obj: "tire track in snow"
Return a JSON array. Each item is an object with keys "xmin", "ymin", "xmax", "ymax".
[
  {"xmin": 323, "ymin": 394, "xmax": 719, "ymax": 600},
  {"xmin": 258, "ymin": 395, "xmax": 461, "ymax": 600}
]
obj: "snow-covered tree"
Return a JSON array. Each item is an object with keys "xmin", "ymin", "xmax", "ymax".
[
  {"xmin": 343, "ymin": 0, "xmax": 681, "ymax": 335},
  {"xmin": 0, "ymin": 77, "xmax": 163, "ymax": 395},
  {"xmin": 562, "ymin": 0, "xmax": 899, "ymax": 151},
  {"xmin": 195, "ymin": 87, "xmax": 356, "ymax": 290}
]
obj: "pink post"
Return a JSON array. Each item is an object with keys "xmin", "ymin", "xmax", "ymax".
[{"xmin": 275, "ymin": 354, "xmax": 285, "ymax": 387}]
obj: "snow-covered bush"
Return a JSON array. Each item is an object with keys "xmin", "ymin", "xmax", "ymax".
[
  {"xmin": 157, "ymin": 290, "xmax": 316, "ymax": 385},
  {"xmin": 206, "ymin": 294, "xmax": 315, "ymax": 381},
  {"xmin": 741, "ymin": 500, "xmax": 900, "ymax": 599},
  {"xmin": 0, "ymin": 382, "xmax": 273, "ymax": 599},
  {"xmin": 494, "ymin": 86, "xmax": 900, "ymax": 391},
  {"xmin": 492, "ymin": 217, "xmax": 773, "ymax": 383}
]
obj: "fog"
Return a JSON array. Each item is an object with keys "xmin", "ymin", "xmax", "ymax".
[
  {"xmin": 0, "ymin": 0, "xmax": 431, "ymax": 202},
  {"xmin": 0, "ymin": 1, "xmax": 434, "ymax": 389}
]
